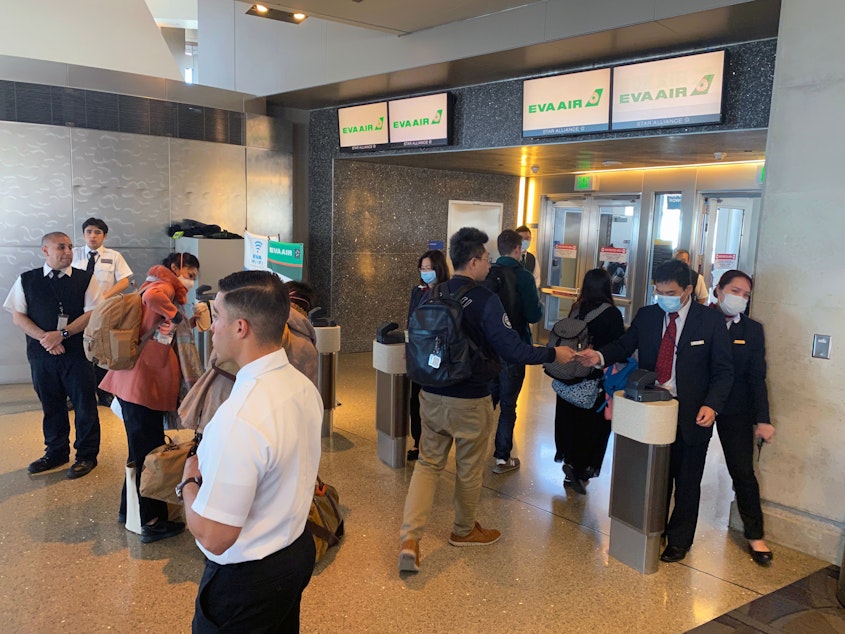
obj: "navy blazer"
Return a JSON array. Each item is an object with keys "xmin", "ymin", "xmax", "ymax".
[
  {"xmin": 719, "ymin": 312, "xmax": 770, "ymax": 423},
  {"xmin": 599, "ymin": 302, "xmax": 734, "ymax": 445}
]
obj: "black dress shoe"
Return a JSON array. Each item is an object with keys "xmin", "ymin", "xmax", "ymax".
[
  {"xmin": 141, "ymin": 520, "xmax": 186, "ymax": 544},
  {"xmin": 28, "ymin": 455, "xmax": 69, "ymax": 474},
  {"xmin": 66, "ymin": 459, "xmax": 96, "ymax": 479},
  {"xmin": 748, "ymin": 544, "xmax": 773, "ymax": 567},
  {"xmin": 562, "ymin": 464, "xmax": 586, "ymax": 495},
  {"xmin": 407, "ymin": 447, "xmax": 419, "ymax": 461},
  {"xmin": 660, "ymin": 545, "xmax": 689, "ymax": 563}
]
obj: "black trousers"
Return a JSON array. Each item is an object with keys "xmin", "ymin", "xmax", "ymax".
[
  {"xmin": 30, "ymin": 352, "xmax": 100, "ymax": 462},
  {"xmin": 554, "ymin": 395, "xmax": 611, "ymax": 477},
  {"xmin": 118, "ymin": 399, "xmax": 167, "ymax": 525},
  {"xmin": 664, "ymin": 435, "xmax": 710, "ymax": 549},
  {"xmin": 193, "ymin": 530, "xmax": 316, "ymax": 633},
  {"xmin": 716, "ymin": 413, "xmax": 764, "ymax": 540}
]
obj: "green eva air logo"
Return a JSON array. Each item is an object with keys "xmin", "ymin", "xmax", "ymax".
[
  {"xmin": 342, "ymin": 116, "xmax": 384, "ymax": 135},
  {"xmin": 691, "ymin": 74, "xmax": 715, "ymax": 96},
  {"xmin": 393, "ymin": 109, "xmax": 443, "ymax": 129},
  {"xmin": 618, "ymin": 73, "xmax": 718, "ymax": 104},
  {"xmin": 527, "ymin": 88, "xmax": 604, "ymax": 114}
]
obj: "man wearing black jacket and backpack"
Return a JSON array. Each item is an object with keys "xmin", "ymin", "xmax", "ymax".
[
  {"xmin": 398, "ymin": 227, "xmax": 574, "ymax": 573},
  {"xmin": 488, "ymin": 229, "xmax": 544, "ymax": 474}
]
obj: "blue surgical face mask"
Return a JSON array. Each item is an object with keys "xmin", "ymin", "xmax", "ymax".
[
  {"xmin": 420, "ymin": 270, "xmax": 437, "ymax": 285},
  {"xmin": 521, "ymin": 239, "xmax": 531, "ymax": 252},
  {"xmin": 656, "ymin": 294, "xmax": 682, "ymax": 313}
]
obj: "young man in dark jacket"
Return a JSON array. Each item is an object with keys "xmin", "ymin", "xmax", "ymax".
[
  {"xmin": 398, "ymin": 227, "xmax": 574, "ymax": 573},
  {"xmin": 488, "ymin": 229, "xmax": 544, "ymax": 474}
]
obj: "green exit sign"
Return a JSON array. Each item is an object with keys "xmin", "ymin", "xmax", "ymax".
[{"xmin": 575, "ymin": 174, "xmax": 597, "ymax": 191}]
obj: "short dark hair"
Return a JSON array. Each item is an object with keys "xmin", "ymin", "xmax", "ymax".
[
  {"xmin": 449, "ymin": 227, "xmax": 488, "ymax": 271},
  {"xmin": 497, "ymin": 229, "xmax": 521, "ymax": 256},
  {"xmin": 417, "ymin": 250, "xmax": 450, "ymax": 284},
  {"xmin": 653, "ymin": 259, "xmax": 692, "ymax": 289},
  {"xmin": 284, "ymin": 280, "xmax": 317, "ymax": 313},
  {"xmin": 515, "ymin": 225, "xmax": 531, "ymax": 235},
  {"xmin": 717, "ymin": 269, "xmax": 753, "ymax": 290},
  {"xmin": 575, "ymin": 268, "xmax": 615, "ymax": 312},
  {"xmin": 673, "ymin": 248, "xmax": 690, "ymax": 260},
  {"xmin": 162, "ymin": 252, "xmax": 200, "ymax": 270},
  {"xmin": 42, "ymin": 232, "xmax": 70, "ymax": 246},
  {"xmin": 219, "ymin": 270, "xmax": 289, "ymax": 345},
  {"xmin": 82, "ymin": 217, "xmax": 109, "ymax": 234}
]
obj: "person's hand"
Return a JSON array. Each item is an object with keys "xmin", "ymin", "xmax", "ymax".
[
  {"xmin": 577, "ymin": 349, "xmax": 601, "ymax": 367},
  {"xmin": 40, "ymin": 330, "xmax": 63, "ymax": 351},
  {"xmin": 158, "ymin": 320, "xmax": 175, "ymax": 336},
  {"xmin": 754, "ymin": 423, "xmax": 775, "ymax": 443},
  {"xmin": 695, "ymin": 406, "xmax": 717, "ymax": 427},
  {"xmin": 182, "ymin": 454, "xmax": 201, "ymax": 481},
  {"xmin": 554, "ymin": 346, "xmax": 576, "ymax": 364},
  {"xmin": 48, "ymin": 343, "xmax": 66, "ymax": 355}
]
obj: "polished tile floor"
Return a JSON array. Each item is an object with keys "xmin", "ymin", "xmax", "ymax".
[{"xmin": 0, "ymin": 352, "xmax": 829, "ymax": 633}]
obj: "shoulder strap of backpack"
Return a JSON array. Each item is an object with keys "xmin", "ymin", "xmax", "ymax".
[{"xmin": 583, "ymin": 303, "xmax": 612, "ymax": 324}]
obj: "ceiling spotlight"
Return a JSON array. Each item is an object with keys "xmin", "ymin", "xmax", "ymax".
[
  {"xmin": 531, "ymin": 165, "xmax": 540, "ymax": 174},
  {"xmin": 246, "ymin": 5, "xmax": 308, "ymax": 24},
  {"xmin": 602, "ymin": 160, "xmax": 622, "ymax": 167}
]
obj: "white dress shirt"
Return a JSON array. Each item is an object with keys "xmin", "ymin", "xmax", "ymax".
[{"xmin": 3, "ymin": 264, "xmax": 102, "ymax": 315}]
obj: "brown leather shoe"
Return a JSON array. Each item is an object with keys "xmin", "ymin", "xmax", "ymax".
[
  {"xmin": 448, "ymin": 522, "xmax": 501, "ymax": 547},
  {"xmin": 398, "ymin": 539, "xmax": 420, "ymax": 572}
]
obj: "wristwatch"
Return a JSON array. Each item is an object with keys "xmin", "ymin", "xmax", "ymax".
[
  {"xmin": 175, "ymin": 476, "xmax": 202, "ymax": 500},
  {"xmin": 61, "ymin": 329, "xmax": 70, "ymax": 339}
]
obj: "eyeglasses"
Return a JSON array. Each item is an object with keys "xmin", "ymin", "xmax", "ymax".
[{"xmin": 474, "ymin": 254, "xmax": 490, "ymax": 263}]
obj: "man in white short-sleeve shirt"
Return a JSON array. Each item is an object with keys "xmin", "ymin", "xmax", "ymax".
[
  {"xmin": 180, "ymin": 270, "xmax": 322, "ymax": 632},
  {"xmin": 71, "ymin": 217, "xmax": 133, "ymax": 406}
]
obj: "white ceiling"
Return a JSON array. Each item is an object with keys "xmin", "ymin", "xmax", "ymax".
[{"xmin": 233, "ymin": 0, "xmax": 545, "ymax": 34}]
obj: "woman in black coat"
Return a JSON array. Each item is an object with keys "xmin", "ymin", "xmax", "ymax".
[
  {"xmin": 554, "ymin": 268, "xmax": 625, "ymax": 494},
  {"xmin": 712, "ymin": 269, "xmax": 775, "ymax": 566},
  {"xmin": 406, "ymin": 250, "xmax": 450, "ymax": 460}
]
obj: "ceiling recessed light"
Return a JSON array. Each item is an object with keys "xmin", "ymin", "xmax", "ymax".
[
  {"xmin": 246, "ymin": 4, "xmax": 308, "ymax": 24},
  {"xmin": 293, "ymin": 12, "xmax": 306, "ymax": 20},
  {"xmin": 255, "ymin": 4, "xmax": 269, "ymax": 13},
  {"xmin": 602, "ymin": 160, "xmax": 622, "ymax": 167}
]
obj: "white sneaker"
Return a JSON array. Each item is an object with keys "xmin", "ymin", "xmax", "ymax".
[{"xmin": 492, "ymin": 457, "xmax": 520, "ymax": 474}]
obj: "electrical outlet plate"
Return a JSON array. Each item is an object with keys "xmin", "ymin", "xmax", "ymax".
[{"xmin": 812, "ymin": 334, "xmax": 831, "ymax": 359}]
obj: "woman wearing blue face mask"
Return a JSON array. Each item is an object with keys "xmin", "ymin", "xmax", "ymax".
[
  {"xmin": 406, "ymin": 250, "xmax": 450, "ymax": 460},
  {"xmin": 712, "ymin": 270, "xmax": 775, "ymax": 567}
]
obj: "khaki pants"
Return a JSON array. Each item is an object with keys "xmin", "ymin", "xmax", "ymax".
[{"xmin": 399, "ymin": 391, "xmax": 496, "ymax": 544}]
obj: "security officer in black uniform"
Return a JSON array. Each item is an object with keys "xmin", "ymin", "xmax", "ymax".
[{"xmin": 3, "ymin": 232, "xmax": 102, "ymax": 479}]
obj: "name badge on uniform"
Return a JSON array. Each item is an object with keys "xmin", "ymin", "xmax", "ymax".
[
  {"xmin": 57, "ymin": 313, "xmax": 69, "ymax": 330},
  {"xmin": 734, "ymin": 340, "xmax": 746, "ymax": 345},
  {"xmin": 690, "ymin": 340, "xmax": 704, "ymax": 346},
  {"xmin": 428, "ymin": 353, "xmax": 442, "ymax": 369},
  {"xmin": 101, "ymin": 258, "xmax": 113, "ymax": 264}
]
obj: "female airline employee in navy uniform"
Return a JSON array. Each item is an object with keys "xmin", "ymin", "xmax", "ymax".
[{"xmin": 712, "ymin": 269, "xmax": 775, "ymax": 566}]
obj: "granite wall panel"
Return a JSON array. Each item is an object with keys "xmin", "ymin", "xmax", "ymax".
[{"xmin": 246, "ymin": 147, "xmax": 293, "ymax": 237}]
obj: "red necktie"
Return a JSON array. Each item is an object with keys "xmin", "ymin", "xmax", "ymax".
[{"xmin": 655, "ymin": 312, "xmax": 678, "ymax": 384}]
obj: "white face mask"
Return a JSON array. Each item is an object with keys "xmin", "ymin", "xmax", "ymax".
[
  {"xmin": 719, "ymin": 293, "xmax": 748, "ymax": 317},
  {"xmin": 178, "ymin": 276, "xmax": 195, "ymax": 291}
]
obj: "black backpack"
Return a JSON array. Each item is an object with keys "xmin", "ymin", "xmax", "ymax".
[
  {"xmin": 485, "ymin": 264, "xmax": 526, "ymax": 335},
  {"xmin": 543, "ymin": 304, "xmax": 611, "ymax": 381},
  {"xmin": 406, "ymin": 283, "xmax": 478, "ymax": 388}
]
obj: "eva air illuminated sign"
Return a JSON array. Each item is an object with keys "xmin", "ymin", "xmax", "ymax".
[
  {"xmin": 388, "ymin": 93, "xmax": 450, "ymax": 147},
  {"xmin": 612, "ymin": 51, "xmax": 725, "ymax": 130},
  {"xmin": 523, "ymin": 69, "xmax": 611, "ymax": 137},
  {"xmin": 338, "ymin": 101, "xmax": 389, "ymax": 150}
]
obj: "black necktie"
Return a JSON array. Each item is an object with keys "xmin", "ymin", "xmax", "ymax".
[{"xmin": 87, "ymin": 251, "xmax": 97, "ymax": 273}]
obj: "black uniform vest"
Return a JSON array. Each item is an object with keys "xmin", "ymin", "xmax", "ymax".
[{"xmin": 20, "ymin": 268, "xmax": 91, "ymax": 360}]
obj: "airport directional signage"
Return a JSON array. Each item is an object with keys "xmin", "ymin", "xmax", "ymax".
[
  {"xmin": 388, "ymin": 93, "xmax": 450, "ymax": 147},
  {"xmin": 523, "ymin": 68, "xmax": 611, "ymax": 137},
  {"xmin": 338, "ymin": 102, "xmax": 389, "ymax": 151},
  {"xmin": 611, "ymin": 50, "xmax": 725, "ymax": 130}
]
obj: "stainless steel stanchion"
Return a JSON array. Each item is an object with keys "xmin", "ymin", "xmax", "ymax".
[
  {"xmin": 373, "ymin": 324, "xmax": 409, "ymax": 468},
  {"xmin": 608, "ymin": 386, "xmax": 678, "ymax": 574},
  {"xmin": 314, "ymin": 325, "xmax": 341, "ymax": 438}
]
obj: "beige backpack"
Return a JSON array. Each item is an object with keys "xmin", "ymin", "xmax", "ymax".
[{"xmin": 83, "ymin": 292, "xmax": 154, "ymax": 370}]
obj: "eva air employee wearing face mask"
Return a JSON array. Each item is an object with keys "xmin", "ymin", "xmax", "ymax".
[
  {"xmin": 100, "ymin": 252, "xmax": 200, "ymax": 544},
  {"xmin": 577, "ymin": 259, "xmax": 733, "ymax": 564},
  {"xmin": 711, "ymin": 270, "xmax": 775, "ymax": 567},
  {"xmin": 406, "ymin": 250, "xmax": 451, "ymax": 461}
]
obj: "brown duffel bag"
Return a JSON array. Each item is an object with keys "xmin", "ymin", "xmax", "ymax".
[{"xmin": 306, "ymin": 476, "xmax": 344, "ymax": 562}]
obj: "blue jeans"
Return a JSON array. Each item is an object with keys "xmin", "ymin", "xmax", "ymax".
[
  {"xmin": 29, "ymin": 352, "xmax": 100, "ymax": 462},
  {"xmin": 490, "ymin": 362, "xmax": 526, "ymax": 461}
]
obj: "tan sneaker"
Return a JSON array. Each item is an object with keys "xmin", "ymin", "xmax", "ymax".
[
  {"xmin": 448, "ymin": 522, "xmax": 501, "ymax": 547},
  {"xmin": 398, "ymin": 539, "xmax": 420, "ymax": 572}
]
